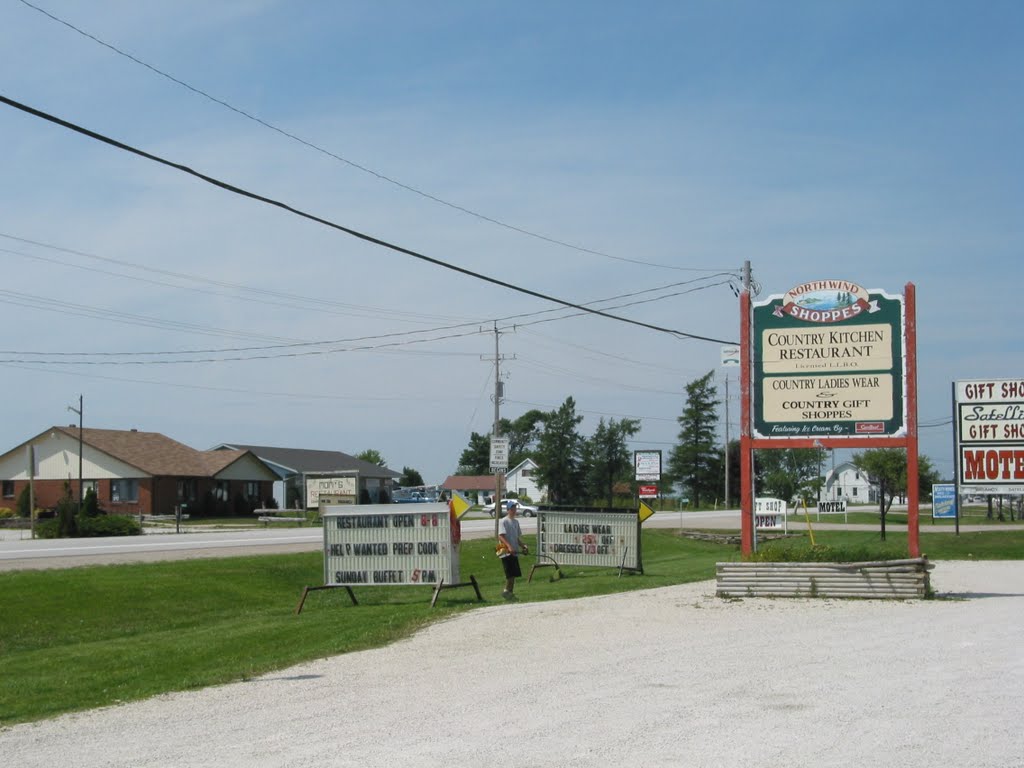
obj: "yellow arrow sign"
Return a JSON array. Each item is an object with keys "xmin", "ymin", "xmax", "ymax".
[
  {"xmin": 451, "ymin": 490, "xmax": 472, "ymax": 520},
  {"xmin": 638, "ymin": 501, "xmax": 655, "ymax": 523}
]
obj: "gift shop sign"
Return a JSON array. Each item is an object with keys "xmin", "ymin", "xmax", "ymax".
[
  {"xmin": 753, "ymin": 280, "xmax": 906, "ymax": 438},
  {"xmin": 955, "ymin": 379, "xmax": 1024, "ymax": 494}
]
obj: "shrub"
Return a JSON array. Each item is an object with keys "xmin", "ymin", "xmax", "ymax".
[
  {"xmin": 0, "ymin": 507, "xmax": 14, "ymax": 519},
  {"xmin": 82, "ymin": 488, "xmax": 101, "ymax": 518},
  {"xmin": 76, "ymin": 514, "xmax": 141, "ymax": 537},
  {"xmin": 56, "ymin": 490, "xmax": 78, "ymax": 538},
  {"xmin": 34, "ymin": 519, "xmax": 60, "ymax": 539},
  {"xmin": 751, "ymin": 540, "xmax": 906, "ymax": 563},
  {"xmin": 35, "ymin": 513, "xmax": 141, "ymax": 538},
  {"xmin": 16, "ymin": 486, "xmax": 31, "ymax": 518}
]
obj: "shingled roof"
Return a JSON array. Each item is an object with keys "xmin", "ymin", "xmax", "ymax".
[
  {"xmin": 53, "ymin": 427, "xmax": 259, "ymax": 477},
  {"xmin": 215, "ymin": 443, "xmax": 401, "ymax": 479},
  {"xmin": 441, "ymin": 475, "xmax": 496, "ymax": 492}
]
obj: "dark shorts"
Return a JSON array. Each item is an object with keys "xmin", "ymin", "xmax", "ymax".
[{"xmin": 501, "ymin": 555, "xmax": 521, "ymax": 579}]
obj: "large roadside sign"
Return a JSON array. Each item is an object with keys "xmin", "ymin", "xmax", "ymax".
[
  {"xmin": 752, "ymin": 280, "xmax": 906, "ymax": 439},
  {"xmin": 536, "ymin": 510, "xmax": 640, "ymax": 571},
  {"xmin": 306, "ymin": 475, "xmax": 357, "ymax": 508},
  {"xmin": 955, "ymin": 379, "xmax": 1024, "ymax": 494},
  {"xmin": 321, "ymin": 504, "xmax": 460, "ymax": 587},
  {"xmin": 634, "ymin": 450, "xmax": 662, "ymax": 481}
]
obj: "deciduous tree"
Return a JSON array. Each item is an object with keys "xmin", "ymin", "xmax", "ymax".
[
  {"xmin": 756, "ymin": 448, "xmax": 827, "ymax": 506},
  {"xmin": 399, "ymin": 467, "xmax": 424, "ymax": 487},
  {"xmin": 356, "ymin": 449, "xmax": 387, "ymax": 467},
  {"xmin": 853, "ymin": 448, "xmax": 939, "ymax": 540}
]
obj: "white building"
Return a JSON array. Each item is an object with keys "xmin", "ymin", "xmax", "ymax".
[
  {"xmin": 821, "ymin": 461, "xmax": 878, "ymax": 504},
  {"xmin": 505, "ymin": 458, "xmax": 545, "ymax": 503}
]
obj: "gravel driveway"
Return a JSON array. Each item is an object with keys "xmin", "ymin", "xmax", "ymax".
[{"xmin": 2, "ymin": 560, "xmax": 1022, "ymax": 767}]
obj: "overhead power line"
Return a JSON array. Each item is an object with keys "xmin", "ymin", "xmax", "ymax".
[
  {"xmin": 0, "ymin": 326, "xmax": 488, "ymax": 366},
  {"xmin": 0, "ymin": 93, "xmax": 739, "ymax": 346},
  {"xmin": 17, "ymin": 0, "xmax": 731, "ymax": 274},
  {"xmin": 0, "ymin": 234, "xmax": 471, "ymax": 325}
]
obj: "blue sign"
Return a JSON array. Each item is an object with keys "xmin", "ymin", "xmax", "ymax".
[{"xmin": 932, "ymin": 484, "xmax": 957, "ymax": 519}]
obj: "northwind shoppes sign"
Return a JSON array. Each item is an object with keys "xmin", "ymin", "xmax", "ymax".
[{"xmin": 753, "ymin": 280, "xmax": 906, "ymax": 438}]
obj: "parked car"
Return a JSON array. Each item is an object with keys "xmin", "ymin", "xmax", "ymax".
[{"xmin": 482, "ymin": 499, "xmax": 538, "ymax": 517}]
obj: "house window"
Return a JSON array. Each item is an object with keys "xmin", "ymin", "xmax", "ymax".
[
  {"xmin": 521, "ymin": 469, "xmax": 532, "ymax": 478},
  {"xmin": 852, "ymin": 487, "xmax": 858, "ymax": 497},
  {"xmin": 2, "ymin": 480, "xmax": 13, "ymax": 498},
  {"xmin": 82, "ymin": 480, "xmax": 98, "ymax": 497},
  {"xmin": 244, "ymin": 481, "xmax": 260, "ymax": 500},
  {"xmin": 177, "ymin": 479, "xmax": 197, "ymax": 503},
  {"xmin": 111, "ymin": 479, "xmax": 139, "ymax": 503},
  {"xmin": 213, "ymin": 480, "xmax": 230, "ymax": 502},
  {"xmin": 836, "ymin": 487, "xmax": 843, "ymax": 496},
  {"xmin": 519, "ymin": 487, "xmax": 527, "ymax": 497}
]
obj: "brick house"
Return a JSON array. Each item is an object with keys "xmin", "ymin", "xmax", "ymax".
[{"xmin": 0, "ymin": 426, "xmax": 277, "ymax": 517}]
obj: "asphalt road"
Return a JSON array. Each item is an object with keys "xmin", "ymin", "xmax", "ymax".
[{"xmin": 1, "ymin": 509, "xmax": 1019, "ymax": 571}]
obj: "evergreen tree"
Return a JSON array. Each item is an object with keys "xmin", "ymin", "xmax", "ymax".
[
  {"xmin": 82, "ymin": 487, "xmax": 101, "ymax": 518},
  {"xmin": 668, "ymin": 371, "xmax": 720, "ymax": 507},
  {"xmin": 56, "ymin": 483, "xmax": 77, "ymax": 538},
  {"xmin": 16, "ymin": 485, "xmax": 31, "ymax": 518},
  {"xmin": 584, "ymin": 417, "xmax": 641, "ymax": 507},
  {"xmin": 534, "ymin": 397, "xmax": 585, "ymax": 504}
]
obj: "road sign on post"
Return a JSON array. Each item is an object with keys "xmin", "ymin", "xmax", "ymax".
[
  {"xmin": 634, "ymin": 450, "xmax": 662, "ymax": 482},
  {"xmin": 489, "ymin": 437, "xmax": 509, "ymax": 473}
]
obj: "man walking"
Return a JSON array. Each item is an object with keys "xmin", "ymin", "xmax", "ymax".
[{"xmin": 497, "ymin": 501, "xmax": 528, "ymax": 600}]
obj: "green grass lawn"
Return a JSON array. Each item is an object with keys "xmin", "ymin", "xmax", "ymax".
[{"xmin": 0, "ymin": 530, "xmax": 733, "ymax": 725}]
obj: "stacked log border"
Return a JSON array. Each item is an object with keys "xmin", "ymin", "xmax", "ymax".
[{"xmin": 716, "ymin": 558, "xmax": 931, "ymax": 599}]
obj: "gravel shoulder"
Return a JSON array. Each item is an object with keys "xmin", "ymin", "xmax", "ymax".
[{"xmin": 3, "ymin": 560, "xmax": 1022, "ymax": 768}]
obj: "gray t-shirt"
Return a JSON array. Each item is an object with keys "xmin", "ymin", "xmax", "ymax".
[{"xmin": 499, "ymin": 515, "xmax": 522, "ymax": 555}]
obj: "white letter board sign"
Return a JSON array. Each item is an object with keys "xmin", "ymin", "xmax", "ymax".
[
  {"xmin": 754, "ymin": 497, "xmax": 787, "ymax": 530},
  {"xmin": 537, "ymin": 510, "xmax": 639, "ymax": 570},
  {"xmin": 321, "ymin": 504, "xmax": 459, "ymax": 587}
]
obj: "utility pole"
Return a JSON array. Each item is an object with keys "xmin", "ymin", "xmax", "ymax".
[
  {"xmin": 67, "ymin": 395, "xmax": 83, "ymax": 516},
  {"xmin": 27, "ymin": 444, "xmax": 36, "ymax": 539},
  {"xmin": 482, "ymin": 322, "xmax": 514, "ymax": 539}
]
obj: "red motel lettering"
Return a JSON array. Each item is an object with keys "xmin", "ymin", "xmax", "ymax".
[{"xmin": 963, "ymin": 449, "xmax": 1024, "ymax": 481}]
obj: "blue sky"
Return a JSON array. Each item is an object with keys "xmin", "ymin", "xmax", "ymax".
[{"xmin": 1, "ymin": 1, "xmax": 1021, "ymax": 486}]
